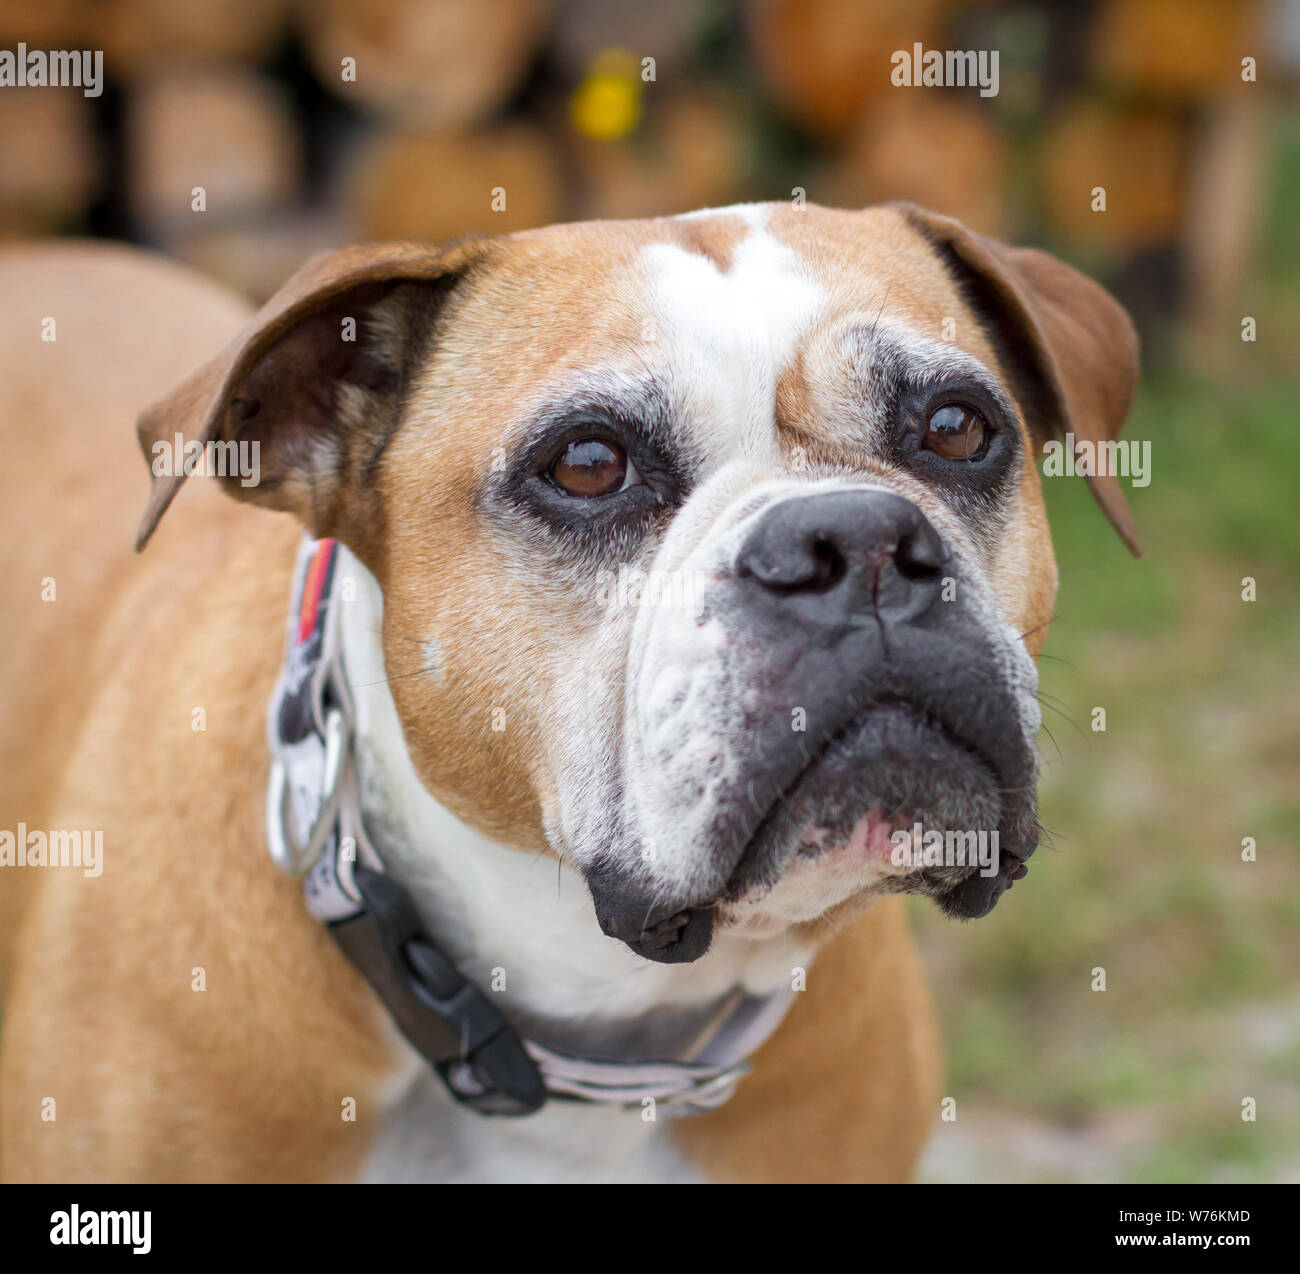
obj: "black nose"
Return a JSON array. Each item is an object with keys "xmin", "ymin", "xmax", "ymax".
[{"xmin": 735, "ymin": 489, "xmax": 948, "ymax": 622}]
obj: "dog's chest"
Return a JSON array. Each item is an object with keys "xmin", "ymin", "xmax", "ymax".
[{"xmin": 359, "ymin": 1070, "xmax": 706, "ymax": 1184}]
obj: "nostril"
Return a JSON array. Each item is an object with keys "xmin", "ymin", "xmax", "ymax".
[
  {"xmin": 737, "ymin": 532, "xmax": 848, "ymax": 595},
  {"xmin": 894, "ymin": 530, "xmax": 946, "ymax": 580},
  {"xmin": 807, "ymin": 535, "xmax": 847, "ymax": 593}
]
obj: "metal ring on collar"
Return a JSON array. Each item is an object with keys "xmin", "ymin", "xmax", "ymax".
[
  {"xmin": 266, "ymin": 706, "xmax": 348, "ymax": 876},
  {"xmin": 651, "ymin": 1061, "xmax": 752, "ymax": 1110}
]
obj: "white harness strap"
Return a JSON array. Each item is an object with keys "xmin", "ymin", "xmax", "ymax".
[{"xmin": 265, "ymin": 535, "xmax": 796, "ymax": 1117}]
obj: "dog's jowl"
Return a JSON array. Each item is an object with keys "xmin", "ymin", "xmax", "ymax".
[{"xmin": 0, "ymin": 203, "xmax": 1138, "ymax": 1184}]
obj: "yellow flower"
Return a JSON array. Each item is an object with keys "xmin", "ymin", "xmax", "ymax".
[{"xmin": 570, "ymin": 50, "xmax": 643, "ymax": 142}]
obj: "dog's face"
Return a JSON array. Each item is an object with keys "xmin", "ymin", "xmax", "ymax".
[{"xmin": 139, "ymin": 203, "xmax": 1139, "ymax": 964}]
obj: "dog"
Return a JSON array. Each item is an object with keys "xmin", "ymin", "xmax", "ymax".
[{"xmin": 0, "ymin": 202, "xmax": 1138, "ymax": 1183}]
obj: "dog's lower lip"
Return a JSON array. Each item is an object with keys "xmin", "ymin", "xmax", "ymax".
[
  {"xmin": 725, "ymin": 711, "xmax": 892, "ymax": 892},
  {"xmin": 721, "ymin": 699, "xmax": 1003, "ymax": 901},
  {"xmin": 631, "ymin": 906, "xmax": 714, "ymax": 962}
]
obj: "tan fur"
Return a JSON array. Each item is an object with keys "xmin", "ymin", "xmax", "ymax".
[
  {"xmin": 0, "ymin": 206, "xmax": 1135, "ymax": 1182},
  {"xmin": 674, "ymin": 898, "xmax": 940, "ymax": 1183},
  {"xmin": 0, "ymin": 245, "xmax": 397, "ymax": 1182}
]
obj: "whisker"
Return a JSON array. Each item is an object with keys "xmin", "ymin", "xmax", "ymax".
[
  {"xmin": 349, "ymin": 665, "xmax": 438, "ymax": 689},
  {"xmin": 1036, "ymin": 695, "xmax": 1087, "ymax": 739},
  {"xmin": 1019, "ymin": 612, "xmax": 1059, "ymax": 644}
]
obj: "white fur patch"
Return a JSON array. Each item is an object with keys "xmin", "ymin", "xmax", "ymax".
[{"xmin": 642, "ymin": 207, "xmax": 826, "ymax": 463}]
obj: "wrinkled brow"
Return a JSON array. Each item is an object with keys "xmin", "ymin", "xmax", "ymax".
[
  {"xmin": 510, "ymin": 367, "xmax": 678, "ymax": 452},
  {"xmin": 842, "ymin": 324, "xmax": 1017, "ymax": 433}
]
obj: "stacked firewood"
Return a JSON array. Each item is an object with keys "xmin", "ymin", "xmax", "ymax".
[{"xmin": 0, "ymin": 0, "xmax": 1276, "ymax": 363}]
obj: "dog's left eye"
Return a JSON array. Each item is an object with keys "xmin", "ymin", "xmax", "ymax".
[
  {"xmin": 923, "ymin": 404, "xmax": 988, "ymax": 461},
  {"xmin": 548, "ymin": 437, "xmax": 640, "ymax": 497}
]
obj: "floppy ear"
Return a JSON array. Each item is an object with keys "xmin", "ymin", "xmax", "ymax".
[
  {"xmin": 134, "ymin": 237, "xmax": 488, "ymax": 551},
  {"xmin": 895, "ymin": 204, "xmax": 1142, "ymax": 556}
]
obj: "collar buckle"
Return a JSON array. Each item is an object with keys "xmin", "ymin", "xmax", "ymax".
[
  {"xmin": 266, "ymin": 705, "xmax": 348, "ymax": 876},
  {"xmin": 346, "ymin": 864, "xmax": 547, "ymax": 1116}
]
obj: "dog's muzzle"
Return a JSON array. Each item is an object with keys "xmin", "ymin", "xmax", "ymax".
[{"xmin": 588, "ymin": 487, "xmax": 1041, "ymax": 963}]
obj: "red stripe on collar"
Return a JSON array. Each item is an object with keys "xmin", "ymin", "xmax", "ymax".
[{"xmin": 297, "ymin": 538, "xmax": 337, "ymax": 645}]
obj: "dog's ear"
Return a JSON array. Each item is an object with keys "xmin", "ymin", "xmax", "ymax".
[
  {"xmin": 133, "ymin": 237, "xmax": 489, "ymax": 551},
  {"xmin": 896, "ymin": 204, "xmax": 1142, "ymax": 556}
]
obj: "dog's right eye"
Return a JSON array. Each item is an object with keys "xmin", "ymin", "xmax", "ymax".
[
  {"xmin": 923, "ymin": 404, "xmax": 989, "ymax": 461},
  {"xmin": 548, "ymin": 437, "xmax": 638, "ymax": 498}
]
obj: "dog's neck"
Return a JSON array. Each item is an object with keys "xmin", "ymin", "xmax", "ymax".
[{"xmin": 335, "ymin": 554, "xmax": 810, "ymax": 1065}]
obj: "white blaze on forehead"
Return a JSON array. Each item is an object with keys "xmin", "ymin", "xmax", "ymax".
[{"xmin": 640, "ymin": 209, "xmax": 826, "ymax": 456}]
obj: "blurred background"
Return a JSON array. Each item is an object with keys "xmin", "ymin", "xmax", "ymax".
[{"xmin": 1, "ymin": 0, "xmax": 1295, "ymax": 1181}]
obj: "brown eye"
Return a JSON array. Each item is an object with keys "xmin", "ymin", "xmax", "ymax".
[
  {"xmin": 549, "ymin": 437, "xmax": 632, "ymax": 497},
  {"xmin": 923, "ymin": 404, "xmax": 988, "ymax": 460}
]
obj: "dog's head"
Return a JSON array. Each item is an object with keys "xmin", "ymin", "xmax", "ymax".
[{"xmin": 138, "ymin": 203, "xmax": 1138, "ymax": 963}]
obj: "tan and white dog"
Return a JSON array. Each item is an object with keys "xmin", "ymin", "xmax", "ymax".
[{"xmin": 0, "ymin": 202, "xmax": 1138, "ymax": 1183}]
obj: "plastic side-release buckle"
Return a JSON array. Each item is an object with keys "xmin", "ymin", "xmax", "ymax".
[{"xmin": 348, "ymin": 864, "xmax": 547, "ymax": 1116}]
